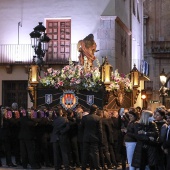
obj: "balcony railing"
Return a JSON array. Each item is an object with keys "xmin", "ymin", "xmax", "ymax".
[
  {"xmin": 0, "ymin": 44, "xmax": 79, "ymax": 65},
  {"xmin": 151, "ymin": 41, "xmax": 170, "ymax": 54}
]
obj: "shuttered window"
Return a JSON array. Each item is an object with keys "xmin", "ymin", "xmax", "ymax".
[{"xmin": 46, "ymin": 19, "xmax": 71, "ymax": 64}]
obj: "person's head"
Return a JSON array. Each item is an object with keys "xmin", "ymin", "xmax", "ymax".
[
  {"xmin": 82, "ymin": 108, "xmax": 89, "ymax": 117},
  {"xmin": 20, "ymin": 107, "xmax": 27, "ymax": 117},
  {"xmin": 139, "ymin": 110, "xmax": 153, "ymax": 125},
  {"xmin": 6, "ymin": 109, "xmax": 12, "ymax": 119},
  {"xmin": 154, "ymin": 109, "xmax": 166, "ymax": 121},
  {"xmin": 67, "ymin": 109, "xmax": 74, "ymax": 118},
  {"xmin": 96, "ymin": 109, "xmax": 103, "ymax": 117},
  {"xmin": 55, "ymin": 108, "xmax": 63, "ymax": 117},
  {"xmin": 103, "ymin": 110, "xmax": 109, "ymax": 118},
  {"xmin": 4, "ymin": 107, "xmax": 12, "ymax": 119},
  {"xmin": 129, "ymin": 107, "xmax": 137, "ymax": 113},
  {"xmin": 166, "ymin": 111, "xmax": 170, "ymax": 125},
  {"xmin": 155, "ymin": 105, "xmax": 166, "ymax": 113},
  {"xmin": 30, "ymin": 110, "xmax": 37, "ymax": 119},
  {"xmin": 128, "ymin": 111, "xmax": 139, "ymax": 122},
  {"xmin": 90, "ymin": 104, "xmax": 98, "ymax": 114},
  {"xmin": 11, "ymin": 102, "xmax": 18, "ymax": 111},
  {"xmin": 75, "ymin": 107, "xmax": 84, "ymax": 114},
  {"xmin": 14, "ymin": 110, "xmax": 20, "ymax": 119},
  {"xmin": 136, "ymin": 106, "xmax": 142, "ymax": 114},
  {"xmin": 37, "ymin": 111, "xmax": 41, "ymax": 118},
  {"xmin": 76, "ymin": 107, "xmax": 84, "ymax": 120}
]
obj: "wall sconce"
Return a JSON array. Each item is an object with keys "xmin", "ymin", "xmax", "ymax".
[
  {"xmin": 130, "ymin": 64, "xmax": 140, "ymax": 88},
  {"xmin": 101, "ymin": 56, "xmax": 113, "ymax": 84}
]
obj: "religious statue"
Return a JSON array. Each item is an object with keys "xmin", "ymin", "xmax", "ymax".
[{"xmin": 77, "ymin": 34, "xmax": 97, "ymax": 68}]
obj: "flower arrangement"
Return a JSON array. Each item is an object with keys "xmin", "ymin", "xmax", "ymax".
[
  {"xmin": 39, "ymin": 57, "xmax": 132, "ymax": 93},
  {"xmin": 39, "ymin": 60, "xmax": 104, "ymax": 92},
  {"xmin": 108, "ymin": 69, "xmax": 132, "ymax": 92}
]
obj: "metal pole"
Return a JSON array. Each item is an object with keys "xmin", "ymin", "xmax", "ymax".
[
  {"xmin": 18, "ymin": 22, "xmax": 20, "ymax": 45},
  {"xmin": 18, "ymin": 22, "xmax": 22, "ymax": 45}
]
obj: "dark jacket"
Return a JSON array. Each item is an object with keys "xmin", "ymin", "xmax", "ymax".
[
  {"xmin": 82, "ymin": 113, "xmax": 102, "ymax": 143},
  {"xmin": 132, "ymin": 121, "xmax": 159, "ymax": 168},
  {"xmin": 110, "ymin": 117, "xmax": 119, "ymax": 141},
  {"xmin": 124, "ymin": 121, "xmax": 138, "ymax": 142},
  {"xmin": 50, "ymin": 116, "xmax": 70, "ymax": 143},
  {"xmin": 1, "ymin": 118, "xmax": 12, "ymax": 140},
  {"xmin": 101, "ymin": 118, "xmax": 112, "ymax": 144},
  {"xmin": 162, "ymin": 126, "xmax": 170, "ymax": 151},
  {"xmin": 77, "ymin": 117, "xmax": 83, "ymax": 143},
  {"xmin": 67, "ymin": 116, "xmax": 78, "ymax": 138},
  {"xmin": 154, "ymin": 120, "xmax": 167, "ymax": 143},
  {"xmin": 18, "ymin": 116, "xmax": 37, "ymax": 140}
]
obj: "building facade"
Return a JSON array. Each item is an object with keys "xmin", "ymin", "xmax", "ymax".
[
  {"xmin": 0, "ymin": 0, "xmax": 144, "ymax": 109},
  {"xmin": 144, "ymin": 0, "xmax": 170, "ymax": 110}
]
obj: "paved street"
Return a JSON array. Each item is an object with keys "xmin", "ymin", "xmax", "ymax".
[{"xmin": 0, "ymin": 157, "xmax": 129, "ymax": 170}]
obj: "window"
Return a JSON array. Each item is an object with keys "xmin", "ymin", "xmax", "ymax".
[
  {"xmin": 2, "ymin": 81, "xmax": 28, "ymax": 109},
  {"xmin": 46, "ymin": 19, "xmax": 71, "ymax": 64}
]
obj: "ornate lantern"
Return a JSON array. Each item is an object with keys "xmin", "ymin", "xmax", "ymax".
[
  {"xmin": 130, "ymin": 64, "xmax": 140, "ymax": 88},
  {"xmin": 29, "ymin": 65, "xmax": 39, "ymax": 85},
  {"xmin": 28, "ymin": 65, "xmax": 39, "ymax": 108}
]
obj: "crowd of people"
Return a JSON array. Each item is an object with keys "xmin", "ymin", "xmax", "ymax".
[{"xmin": 0, "ymin": 103, "xmax": 170, "ymax": 170}]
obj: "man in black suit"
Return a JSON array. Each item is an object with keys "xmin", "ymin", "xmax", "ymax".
[
  {"xmin": 18, "ymin": 108, "xmax": 39, "ymax": 169},
  {"xmin": 81, "ymin": 104, "xmax": 102, "ymax": 170},
  {"xmin": 50, "ymin": 108, "xmax": 70, "ymax": 170}
]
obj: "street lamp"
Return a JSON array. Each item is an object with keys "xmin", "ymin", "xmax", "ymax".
[
  {"xmin": 28, "ymin": 22, "xmax": 50, "ymax": 108},
  {"xmin": 160, "ymin": 68, "xmax": 167, "ymax": 86},
  {"xmin": 29, "ymin": 22, "xmax": 50, "ymax": 66},
  {"xmin": 159, "ymin": 68, "xmax": 168, "ymax": 105}
]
